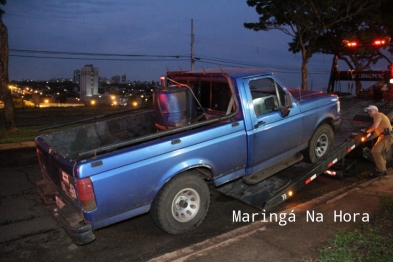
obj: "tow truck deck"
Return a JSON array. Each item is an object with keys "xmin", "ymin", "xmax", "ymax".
[{"xmin": 215, "ymin": 97, "xmax": 390, "ymax": 210}]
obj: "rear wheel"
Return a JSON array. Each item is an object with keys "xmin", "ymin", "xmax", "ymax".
[
  {"xmin": 307, "ymin": 124, "xmax": 334, "ymax": 163},
  {"xmin": 150, "ymin": 171, "xmax": 210, "ymax": 234}
]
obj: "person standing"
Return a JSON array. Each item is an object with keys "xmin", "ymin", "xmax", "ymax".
[{"xmin": 364, "ymin": 105, "xmax": 393, "ymax": 177}]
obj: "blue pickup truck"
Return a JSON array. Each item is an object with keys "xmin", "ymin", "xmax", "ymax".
[{"xmin": 35, "ymin": 68, "xmax": 341, "ymax": 244}]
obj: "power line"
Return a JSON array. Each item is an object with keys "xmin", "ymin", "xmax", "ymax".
[
  {"xmin": 10, "ymin": 48, "xmax": 329, "ymax": 75},
  {"xmin": 196, "ymin": 55, "xmax": 329, "ymax": 75},
  {"xmin": 10, "ymin": 54, "xmax": 189, "ymax": 62},
  {"xmin": 10, "ymin": 49, "xmax": 186, "ymax": 58},
  {"xmin": 198, "ymin": 60, "xmax": 300, "ymax": 74},
  {"xmin": 197, "ymin": 55, "xmax": 298, "ymax": 71}
]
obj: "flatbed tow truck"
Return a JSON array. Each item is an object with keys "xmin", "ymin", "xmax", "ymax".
[
  {"xmin": 215, "ymin": 97, "xmax": 390, "ymax": 210},
  {"xmin": 218, "ymin": 36, "xmax": 393, "ymax": 211}
]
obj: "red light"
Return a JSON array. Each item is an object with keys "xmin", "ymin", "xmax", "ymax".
[
  {"xmin": 347, "ymin": 144, "xmax": 355, "ymax": 153},
  {"xmin": 343, "ymin": 40, "xmax": 358, "ymax": 47},
  {"xmin": 324, "ymin": 170, "xmax": 337, "ymax": 176},
  {"xmin": 372, "ymin": 37, "xmax": 391, "ymax": 46},
  {"xmin": 76, "ymin": 178, "xmax": 97, "ymax": 211},
  {"xmin": 343, "ymin": 37, "xmax": 391, "ymax": 48},
  {"xmin": 327, "ymin": 158, "xmax": 338, "ymax": 168},
  {"xmin": 305, "ymin": 174, "xmax": 317, "ymax": 185},
  {"xmin": 373, "ymin": 39, "xmax": 385, "ymax": 45}
]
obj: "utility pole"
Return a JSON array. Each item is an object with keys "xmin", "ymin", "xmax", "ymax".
[{"xmin": 191, "ymin": 19, "xmax": 195, "ymax": 70}]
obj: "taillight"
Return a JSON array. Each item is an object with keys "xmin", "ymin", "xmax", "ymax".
[{"xmin": 76, "ymin": 178, "xmax": 97, "ymax": 211}]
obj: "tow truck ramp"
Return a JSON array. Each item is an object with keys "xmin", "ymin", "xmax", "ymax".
[{"xmin": 215, "ymin": 132, "xmax": 369, "ymax": 210}]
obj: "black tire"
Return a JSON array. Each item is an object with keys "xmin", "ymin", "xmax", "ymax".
[
  {"xmin": 306, "ymin": 124, "xmax": 334, "ymax": 164},
  {"xmin": 150, "ymin": 170, "xmax": 210, "ymax": 234}
]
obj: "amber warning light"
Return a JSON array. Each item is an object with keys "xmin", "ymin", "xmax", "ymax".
[{"xmin": 361, "ymin": 132, "xmax": 372, "ymax": 142}]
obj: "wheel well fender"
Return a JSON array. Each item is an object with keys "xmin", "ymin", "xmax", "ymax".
[{"xmin": 153, "ymin": 163, "xmax": 213, "ymax": 197}]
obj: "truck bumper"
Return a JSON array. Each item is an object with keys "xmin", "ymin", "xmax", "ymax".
[{"xmin": 36, "ymin": 179, "xmax": 95, "ymax": 245}]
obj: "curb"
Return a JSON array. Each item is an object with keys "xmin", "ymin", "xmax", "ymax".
[{"xmin": 0, "ymin": 141, "xmax": 35, "ymax": 150}]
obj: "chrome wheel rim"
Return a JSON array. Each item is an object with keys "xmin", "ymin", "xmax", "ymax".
[
  {"xmin": 171, "ymin": 188, "xmax": 200, "ymax": 223},
  {"xmin": 315, "ymin": 134, "xmax": 329, "ymax": 157}
]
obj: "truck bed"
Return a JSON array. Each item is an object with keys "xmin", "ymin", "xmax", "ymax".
[
  {"xmin": 37, "ymin": 107, "xmax": 234, "ymax": 161},
  {"xmin": 38, "ymin": 110, "xmax": 157, "ymax": 161}
]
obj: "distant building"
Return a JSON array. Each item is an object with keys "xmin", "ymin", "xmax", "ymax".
[
  {"xmin": 73, "ymin": 70, "xmax": 80, "ymax": 84},
  {"xmin": 80, "ymin": 64, "xmax": 99, "ymax": 101},
  {"xmin": 122, "ymin": 74, "xmax": 126, "ymax": 83},
  {"xmin": 111, "ymin": 75, "xmax": 121, "ymax": 84}
]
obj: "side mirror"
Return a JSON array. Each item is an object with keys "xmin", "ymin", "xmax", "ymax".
[
  {"xmin": 280, "ymin": 93, "xmax": 293, "ymax": 117},
  {"xmin": 284, "ymin": 93, "xmax": 292, "ymax": 107}
]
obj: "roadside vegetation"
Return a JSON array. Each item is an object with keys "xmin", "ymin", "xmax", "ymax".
[
  {"xmin": 0, "ymin": 106, "xmax": 132, "ymax": 144},
  {"xmin": 0, "ymin": 125, "xmax": 41, "ymax": 143},
  {"xmin": 309, "ymin": 195, "xmax": 393, "ymax": 261}
]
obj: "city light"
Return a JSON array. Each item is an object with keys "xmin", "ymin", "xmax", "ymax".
[{"xmin": 4, "ymin": 70, "xmax": 156, "ymax": 108}]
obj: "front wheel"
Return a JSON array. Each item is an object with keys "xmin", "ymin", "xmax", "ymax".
[
  {"xmin": 306, "ymin": 124, "xmax": 334, "ymax": 164},
  {"xmin": 150, "ymin": 171, "xmax": 210, "ymax": 234}
]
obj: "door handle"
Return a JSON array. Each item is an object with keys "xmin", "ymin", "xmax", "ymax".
[
  {"xmin": 171, "ymin": 139, "xmax": 181, "ymax": 145},
  {"xmin": 254, "ymin": 121, "xmax": 266, "ymax": 128}
]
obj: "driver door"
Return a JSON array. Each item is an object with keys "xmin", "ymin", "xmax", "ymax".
[{"xmin": 245, "ymin": 77, "xmax": 303, "ymax": 172}]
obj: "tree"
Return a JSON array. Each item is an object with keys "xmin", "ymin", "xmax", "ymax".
[
  {"xmin": 244, "ymin": 0, "xmax": 380, "ymax": 89},
  {"xmin": 0, "ymin": 0, "xmax": 16, "ymax": 132}
]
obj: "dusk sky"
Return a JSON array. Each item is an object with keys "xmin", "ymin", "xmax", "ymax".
[{"xmin": 3, "ymin": 0, "xmax": 362, "ymax": 90}]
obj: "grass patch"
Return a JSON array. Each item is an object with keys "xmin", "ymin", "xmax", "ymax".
[
  {"xmin": 310, "ymin": 195, "xmax": 393, "ymax": 262},
  {"xmin": 0, "ymin": 124, "xmax": 89, "ymax": 144},
  {"xmin": 0, "ymin": 106, "xmax": 136, "ymax": 144},
  {"xmin": 0, "ymin": 126, "xmax": 43, "ymax": 143}
]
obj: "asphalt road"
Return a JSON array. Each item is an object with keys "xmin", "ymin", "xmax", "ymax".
[{"xmin": 0, "ymin": 145, "xmax": 376, "ymax": 262}]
